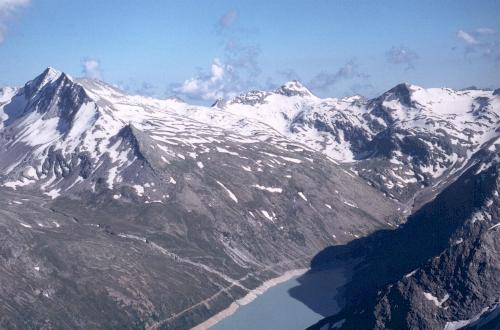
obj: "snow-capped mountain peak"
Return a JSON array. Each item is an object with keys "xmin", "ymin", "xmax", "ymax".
[
  {"xmin": 27, "ymin": 67, "xmax": 64, "ymax": 91},
  {"xmin": 221, "ymin": 80, "xmax": 315, "ymax": 107},
  {"xmin": 275, "ymin": 80, "xmax": 314, "ymax": 97},
  {"xmin": 211, "ymin": 97, "xmax": 227, "ymax": 108},
  {"xmin": 374, "ymin": 82, "xmax": 420, "ymax": 107},
  {"xmin": 40, "ymin": 66, "xmax": 63, "ymax": 81}
]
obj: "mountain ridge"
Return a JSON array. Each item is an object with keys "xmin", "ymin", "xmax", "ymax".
[{"xmin": 1, "ymin": 68, "xmax": 499, "ymax": 203}]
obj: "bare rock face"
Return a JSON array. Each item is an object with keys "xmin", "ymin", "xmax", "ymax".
[{"xmin": 307, "ymin": 148, "xmax": 500, "ymax": 330}]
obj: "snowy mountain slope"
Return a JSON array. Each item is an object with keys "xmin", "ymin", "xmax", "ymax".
[
  {"xmin": 0, "ymin": 68, "xmax": 401, "ymax": 234},
  {"xmin": 2, "ymin": 69, "xmax": 497, "ymax": 203},
  {"xmin": 0, "ymin": 69, "xmax": 404, "ymax": 329},
  {"xmin": 0, "ymin": 69, "xmax": 282, "ymax": 198},
  {"xmin": 212, "ymin": 81, "xmax": 500, "ymax": 201}
]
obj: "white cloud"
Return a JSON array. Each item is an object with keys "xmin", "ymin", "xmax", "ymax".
[
  {"xmin": 81, "ymin": 58, "xmax": 101, "ymax": 79},
  {"xmin": 174, "ymin": 58, "xmax": 230, "ymax": 100},
  {"xmin": 210, "ymin": 59, "xmax": 225, "ymax": 82},
  {"xmin": 172, "ymin": 10, "xmax": 262, "ymax": 102},
  {"xmin": 0, "ymin": 0, "xmax": 30, "ymax": 44},
  {"xmin": 457, "ymin": 30, "xmax": 478, "ymax": 45}
]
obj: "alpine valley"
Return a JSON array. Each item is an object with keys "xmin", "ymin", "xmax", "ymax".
[{"xmin": 0, "ymin": 68, "xmax": 498, "ymax": 329}]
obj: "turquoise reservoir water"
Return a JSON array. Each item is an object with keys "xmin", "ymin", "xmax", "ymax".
[{"xmin": 212, "ymin": 267, "xmax": 347, "ymax": 330}]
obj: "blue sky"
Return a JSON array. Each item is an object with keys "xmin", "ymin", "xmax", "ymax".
[{"xmin": 0, "ymin": 0, "xmax": 499, "ymax": 103}]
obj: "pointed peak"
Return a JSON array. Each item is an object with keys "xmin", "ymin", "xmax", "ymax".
[
  {"xmin": 275, "ymin": 80, "xmax": 314, "ymax": 97},
  {"xmin": 211, "ymin": 97, "xmax": 226, "ymax": 108},
  {"xmin": 41, "ymin": 67, "xmax": 63, "ymax": 81},
  {"xmin": 44, "ymin": 66, "xmax": 61, "ymax": 74},
  {"xmin": 22, "ymin": 67, "xmax": 83, "ymax": 104},
  {"xmin": 388, "ymin": 82, "xmax": 410, "ymax": 91},
  {"xmin": 37, "ymin": 67, "xmax": 75, "ymax": 84},
  {"xmin": 25, "ymin": 67, "xmax": 65, "ymax": 93},
  {"xmin": 116, "ymin": 124, "xmax": 147, "ymax": 160},
  {"xmin": 387, "ymin": 82, "xmax": 422, "ymax": 93},
  {"xmin": 379, "ymin": 82, "xmax": 422, "ymax": 106}
]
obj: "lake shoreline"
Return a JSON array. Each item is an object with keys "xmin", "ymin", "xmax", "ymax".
[{"xmin": 192, "ymin": 268, "xmax": 309, "ymax": 330}]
